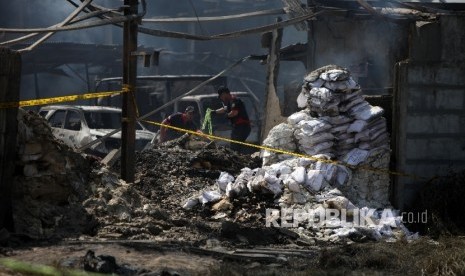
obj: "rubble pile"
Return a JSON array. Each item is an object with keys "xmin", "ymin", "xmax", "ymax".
[
  {"xmin": 13, "ymin": 109, "xmax": 95, "ymax": 239},
  {"xmin": 9, "ymin": 101, "xmax": 410, "ymax": 247},
  {"xmin": 10, "ymin": 110, "xmax": 267, "ymax": 243},
  {"xmin": 184, "ymin": 65, "xmax": 414, "ymax": 244},
  {"xmin": 12, "ymin": 113, "xmax": 279, "ymax": 244},
  {"xmin": 81, "ymin": 144, "xmax": 269, "ymax": 241},
  {"xmin": 9, "ymin": 70, "xmax": 412, "ymax": 248}
]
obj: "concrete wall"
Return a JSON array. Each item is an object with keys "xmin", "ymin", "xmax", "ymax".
[
  {"xmin": 282, "ymin": 15, "xmax": 410, "ymax": 117},
  {"xmin": 394, "ymin": 15, "xmax": 465, "ymax": 208},
  {"xmin": 310, "ymin": 17, "xmax": 409, "ymax": 94}
]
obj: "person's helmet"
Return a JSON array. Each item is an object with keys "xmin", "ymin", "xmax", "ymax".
[
  {"xmin": 217, "ymin": 86, "xmax": 230, "ymax": 97},
  {"xmin": 185, "ymin": 106, "xmax": 195, "ymax": 113}
]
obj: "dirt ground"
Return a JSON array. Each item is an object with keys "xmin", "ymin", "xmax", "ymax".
[
  {"xmin": 2, "ymin": 236, "xmax": 465, "ymax": 275},
  {"xmin": 3, "ymin": 116, "xmax": 465, "ymax": 275}
]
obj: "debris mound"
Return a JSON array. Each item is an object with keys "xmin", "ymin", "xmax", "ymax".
[
  {"xmin": 11, "ymin": 110, "xmax": 268, "ymax": 242},
  {"xmin": 82, "ymin": 142, "xmax": 264, "ymax": 241},
  {"xmin": 12, "ymin": 109, "xmax": 96, "ymax": 239}
]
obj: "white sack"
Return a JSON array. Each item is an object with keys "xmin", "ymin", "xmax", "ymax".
[
  {"xmin": 182, "ymin": 197, "xmax": 199, "ymax": 209},
  {"xmin": 314, "ymin": 162, "xmax": 338, "ymax": 183},
  {"xmin": 285, "ymin": 178, "xmax": 301, "ymax": 193},
  {"xmin": 299, "ymin": 141, "xmax": 334, "ymax": 155},
  {"xmin": 296, "ymin": 119, "xmax": 332, "ymax": 135},
  {"xmin": 353, "ymin": 105, "xmax": 384, "ymax": 121},
  {"xmin": 297, "ymin": 91, "xmax": 308, "ymax": 108},
  {"xmin": 323, "ymin": 77, "xmax": 359, "ymax": 92},
  {"xmin": 288, "ymin": 111, "xmax": 312, "ymax": 125},
  {"xmin": 342, "ymin": 148, "xmax": 369, "ymax": 166},
  {"xmin": 291, "ymin": 166, "xmax": 307, "ymax": 184},
  {"xmin": 309, "ymin": 87, "xmax": 335, "ymax": 101},
  {"xmin": 199, "ymin": 191, "xmax": 222, "ymax": 205},
  {"xmin": 331, "ymin": 123, "xmax": 350, "ymax": 135},
  {"xmin": 305, "ymin": 170, "xmax": 325, "ymax": 191},
  {"xmin": 217, "ymin": 171, "xmax": 235, "ymax": 192},
  {"xmin": 348, "ymin": 120, "xmax": 368, "ymax": 133},
  {"xmin": 320, "ymin": 69, "xmax": 349, "ymax": 81},
  {"xmin": 295, "ymin": 132, "xmax": 334, "ymax": 146},
  {"xmin": 305, "ymin": 78, "xmax": 325, "ymax": 88},
  {"xmin": 320, "ymin": 115, "xmax": 353, "ymax": 125},
  {"xmin": 335, "ymin": 165, "xmax": 352, "ymax": 186}
]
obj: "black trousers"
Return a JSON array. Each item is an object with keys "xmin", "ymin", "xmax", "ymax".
[{"xmin": 230, "ymin": 124, "xmax": 251, "ymax": 153}]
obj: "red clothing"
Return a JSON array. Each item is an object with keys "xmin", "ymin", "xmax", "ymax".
[
  {"xmin": 226, "ymin": 96, "xmax": 250, "ymax": 126},
  {"xmin": 159, "ymin": 112, "xmax": 197, "ymax": 142}
]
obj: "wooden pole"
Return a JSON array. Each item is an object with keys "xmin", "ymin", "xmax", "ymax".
[
  {"xmin": 260, "ymin": 18, "xmax": 286, "ymax": 141},
  {"xmin": 121, "ymin": 0, "xmax": 138, "ymax": 182},
  {"xmin": 307, "ymin": 0, "xmax": 316, "ymax": 71},
  {"xmin": 0, "ymin": 48, "xmax": 21, "ymax": 232}
]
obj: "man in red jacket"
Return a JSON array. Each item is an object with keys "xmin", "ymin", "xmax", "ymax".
[
  {"xmin": 159, "ymin": 106, "xmax": 198, "ymax": 142},
  {"xmin": 212, "ymin": 86, "xmax": 251, "ymax": 153}
]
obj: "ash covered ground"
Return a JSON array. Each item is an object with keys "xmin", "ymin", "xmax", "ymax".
[
  {"xmin": 3, "ymin": 110, "xmax": 465, "ymax": 276},
  {"xmin": 4, "ymin": 64, "xmax": 465, "ymax": 274},
  {"xmin": 86, "ymin": 143, "xmax": 299, "ymax": 246}
]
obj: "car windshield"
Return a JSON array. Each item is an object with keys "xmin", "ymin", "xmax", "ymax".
[
  {"xmin": 84, "ymin": 111, "xmax": 121, "ymax": 129},
  {"xmin": 83, "ymin": 110, "xmax": 144, "ymax": 130}
]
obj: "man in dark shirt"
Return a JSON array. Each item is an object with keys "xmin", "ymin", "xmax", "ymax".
[
  {"xmin": 212, "ymin": 86, "xmax": 251, "ymax": 153},
  {"xmin": 159, "ymin": 106, "xmax": 198, "ymax": 142}
]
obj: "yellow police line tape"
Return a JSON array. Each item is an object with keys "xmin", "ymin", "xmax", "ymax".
[
  {"xmin": 141, "ymin": 119, "xmax": 426, "ymax": 180},
  {"xmin": 0, "ymin": 88, "xmax": 425, "ymax": 180},
  {"xmin": 0, "ymin": 86, "xmax": 130, "ymax": 108}
]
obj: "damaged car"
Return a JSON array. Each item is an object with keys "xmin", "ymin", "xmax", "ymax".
[{"xmin": 39, "ymin": 105, "xmax": 156, "ymax": 156}]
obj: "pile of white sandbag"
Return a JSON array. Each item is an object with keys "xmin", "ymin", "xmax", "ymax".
[
  {"xmin": 182, "ymin": 65, "xmax": 407, "ymax": 243},
  {"xmin": 258, "ymin": 66, "xmax": 391, "ymax": 206},
  {"xmin": 260, "ymin": 65, "xmax": 393, "ymax": 210},
  {"xmin": 183, "ymin": 156, "xmax": 412, "ymax": 243},
  {"xmin": 298, "ymin": 65, "xmax": 389, "ymax": 156}
]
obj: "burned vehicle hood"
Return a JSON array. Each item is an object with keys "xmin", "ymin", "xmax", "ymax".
[{"xmin": 89, "ymin": 129, "xmax": 155, "ymax": 140}]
